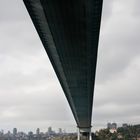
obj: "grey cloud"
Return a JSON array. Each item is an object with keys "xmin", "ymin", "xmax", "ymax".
[
  {"xmin": 96, "ymin": 0, "xmax": 140, "ymax": 84},
  {"xmin": 93, "ymin": 56, "xmax": 140, "ymax": 128},
  {"xmin": 101, "ymin": 0, "xmax": 114, "ymax": 22},
  {"xmin": 0, "ymin": 0, "xmax": 140, "ymax": 133},
  {"xmin": 93, "ymin": 0, "xmax": 140, "ymax": 127},
  {"xmin": 0, "ymin": 0, "xmax": 28, "ymax": 22}
]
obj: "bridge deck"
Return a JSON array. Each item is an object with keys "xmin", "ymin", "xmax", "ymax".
[{"xmin": 23, "ymin": 0, "xmax": 103, "ymax": 129}]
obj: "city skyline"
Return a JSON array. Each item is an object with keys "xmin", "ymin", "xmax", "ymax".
[
  {"xmin": 0, "ymin": 0, "xmax": 140, "ymax": 132},
  {"xmin": 0, "ymin": 127, "xmax": 66, "ymax": 134},
  {"xmin": 0, "ymin": 126, "xmax": 73, "ymax": 140},
  {"xmin": 0, "ymin": 122, "xmax": 136, "ymax": 134}
]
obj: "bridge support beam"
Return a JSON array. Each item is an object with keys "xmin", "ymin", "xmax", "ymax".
[{"xmin": 77, "ymin": 127, "xmax": 92, "ymax": 140}]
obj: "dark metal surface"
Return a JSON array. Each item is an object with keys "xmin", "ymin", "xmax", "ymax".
[{"xmin": 23, "ymin": 0, "xmax": 103, "ymax": 128}]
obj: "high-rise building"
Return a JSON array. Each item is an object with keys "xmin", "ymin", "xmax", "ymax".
[
  {"xmin": 13, "ymin": 128, "xmax": 17, "ymax": 135},
  {"xmin": 48, "ymin": 127, "xmax": 52, "ymax": 133},
  {"xmin": 107, "ymin": 123, "xmax": 112, "ymax": 129},
  {"xmin": 107, "ymin": 123, "xmax": 117, "ymax": 129},
  {"xmin": 28, "ymin": 131, "xmax": 33, "ymax": 140},
  {"xmin": 58, "ymin": 128, "xmax": 62, "ymax": 134},
  {"xmin": 122, "ymin": 123, "xmax": 128, "ymax": 128},
  {"xmin": 48, "ymin": 127, "xmax": 55, "ymax": 135},
  {"xmin": 112, "ymin": 123, "xmax": 117, "ymax": 129},
  {"xmin": 36, "ymin": 128, "xmax": 40, "ymax": 135}
]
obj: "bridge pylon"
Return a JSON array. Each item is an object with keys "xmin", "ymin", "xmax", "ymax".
[{"xmin": 77, "ymin": 127, "xmax": 92, "ymax": 140}]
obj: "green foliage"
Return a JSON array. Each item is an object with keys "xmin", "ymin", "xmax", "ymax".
[
  {"xmin": 96, "ymin": 129, "xmax": 118, "ymax": 140},
  {"xmin": 96, "ymin": 124, "xmax": 140, "ymax": 140}
]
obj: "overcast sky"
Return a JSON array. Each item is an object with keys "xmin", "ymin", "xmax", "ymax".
[{"xmin": 0, "ymin": 0, "xmax": 140, "ymax": 133}]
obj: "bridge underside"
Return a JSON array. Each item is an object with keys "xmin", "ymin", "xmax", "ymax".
[{"xmin": 23, "ymin": 0, "xmax": 103, "ymax": 130}]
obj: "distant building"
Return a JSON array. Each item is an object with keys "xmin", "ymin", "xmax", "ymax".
[
  {"xmin": 13, "ymin": 128, "xmax": 17, "ymax": 135},
  {"xmin": 63, "ymin": 129, "xmax": 66, "ymax": 134},
  {"xmin": 122, "ymin": 123, "xmax": 128, "ymax": 128},
  {"xmin": 107, "ymin": 123, "xmax": 112, "ymax": 129},
  {"xmin": 7, "ymin": 131, "xmax": 11, "ymax": 136},
  {"xmin": 48, "ymin": 127, "xmax": 52, "ymax": 134},
  {"xmin": 48, "ymin": 127, "xmax": 55, "ymax": 135},
  {"xmin": 36, "ymin": 128, "xmax": 40, "ymax": 135},
  {"xmin": 107, "ymin": 122, "xmax": 117, "ymax": 133},
  {"xmin": 0, "ymin": 130, "xmax": 4, "ymax": 136},
  {"xmin": 107, "ymin": 123, "xmax": 117, "ymax": 133},
  {"xmin": 107, "ymin": 122, "xmax": 117, "ymax": 129},
  {"xmin": 28, "ymin": 131, "xmax": 33, "ymax": 136},
  {"xmin": 112, "ymin": 123, "xmax": 117, "ymax": 129},
  {"xmin": 58, "ymin": 128, "xmax": 62, "ymax": 134},
  {"xmin": 28, "ymin": 131, "xmax": 33, "ymax": 140}
]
